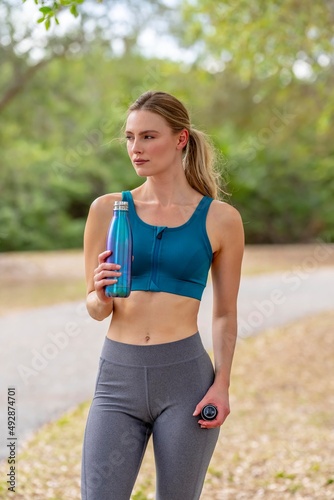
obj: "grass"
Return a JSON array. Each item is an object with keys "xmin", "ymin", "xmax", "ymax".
[{"xmin": 1, "ymin": 311, "xmax": 333, "ymax": 499}]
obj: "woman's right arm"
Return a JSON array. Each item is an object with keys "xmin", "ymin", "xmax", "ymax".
[{"xmin": 84, "ymin": 194, "xmax": 122, "ymax": 321}]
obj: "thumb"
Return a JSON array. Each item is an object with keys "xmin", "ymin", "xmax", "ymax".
[{"xmin": 193, "ymin": 400, "xmax": 204, "ymax": 416}]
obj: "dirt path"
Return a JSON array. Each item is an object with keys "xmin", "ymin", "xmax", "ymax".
[{"xmin": 1, "ymin": 244, "xmax": 334, "ymax": 462}]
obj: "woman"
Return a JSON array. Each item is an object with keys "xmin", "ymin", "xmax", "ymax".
[{"xmin": 81, "ymin": 91, "xmax": 244, "ymax": 499}]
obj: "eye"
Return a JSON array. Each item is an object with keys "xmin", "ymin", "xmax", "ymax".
[
  {"xmin": 125, "ymin": 135, "xmax": 134, "ymax": 141},
  {"xmin": 144, "ymin": 135, "xmax": 154, "ymax": 139}
]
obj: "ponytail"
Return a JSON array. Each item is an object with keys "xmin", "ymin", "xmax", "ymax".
[{"xmin": 184, "ymin": 128, "xmax": 224, "ymax": 199}]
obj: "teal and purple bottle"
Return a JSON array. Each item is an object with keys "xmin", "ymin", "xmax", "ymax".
[{"xmin": 105, "ymin": 200, "xmax": 133, "ymax": 298}]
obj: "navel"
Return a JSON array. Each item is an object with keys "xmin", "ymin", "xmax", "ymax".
[{"xmin": 145, "ymin": 335, "xmax": 151, "ymax": 343}]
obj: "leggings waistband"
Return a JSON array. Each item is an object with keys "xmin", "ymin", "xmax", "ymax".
[{"xmin": 100, "ymin": 332, "xmax": 206, "ymax": 367}]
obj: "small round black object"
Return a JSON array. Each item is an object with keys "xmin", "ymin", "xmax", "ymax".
[{"xmin": 201, "ymin": 404, "xmax": 218, "ymax": 421}]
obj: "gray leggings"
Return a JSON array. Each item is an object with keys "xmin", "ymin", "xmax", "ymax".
[{"xmin": 81, "ymin": 332, "xmax": 220, "ymax": 499}]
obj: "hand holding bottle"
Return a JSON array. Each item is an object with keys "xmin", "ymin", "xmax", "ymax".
[
  {"xmin": 105, "ymin": 200, "xmax": 133, "ymax": 298},
  {"xmin": 93, "ymin": 250, "xmax": 122, "ymax": 303}
]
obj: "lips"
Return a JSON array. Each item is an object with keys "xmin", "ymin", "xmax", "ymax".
[{"xmin": 133, "ymin": 159, "xmax": 148, "ymax": 165}]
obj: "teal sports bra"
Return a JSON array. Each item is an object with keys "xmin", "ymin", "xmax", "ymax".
[{"xmin": 122, "ymin": 191, "xmax": 214, "ymax": 300}]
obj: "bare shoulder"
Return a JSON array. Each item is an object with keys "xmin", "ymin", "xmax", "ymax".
[
  {"xmin": 85, "ymin": 192, "xmax": 123, "ymax": 241},
  {"xmin": 84, "ymin": 193, "xmax": 123, "ymax": 260},
  {"xmin": 207, "ymin": 200, "xmax": 244, "ymax": 253},
  {"xmin": 89, "ymin": 192, "xmax": 122, "ymax": 217},
  {"xmin": 210, "ymin": 199, "xmax": 243, "ymax": 230}
]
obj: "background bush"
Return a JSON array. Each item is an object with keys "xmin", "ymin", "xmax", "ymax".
[{"xmin": 1, "ymin": 0, "xmax": 333, "ymax": 250}]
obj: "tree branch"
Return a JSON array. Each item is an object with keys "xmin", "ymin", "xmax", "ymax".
[{"xmin": 0, "ymin": 54, "xmax": 65, "ymax": 114}]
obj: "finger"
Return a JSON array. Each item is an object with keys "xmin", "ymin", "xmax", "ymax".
[
  {"xmin": 198, "ymin": 419, "xmax": 220, "ymax": 429},
  {"xmin": 197, "ymin": 417, "xmax": 217, "ymax": 426},
  {"xmin": 193, "ymin": 399, "xmax": 215, "ymax": 417},
  {"xmin": 192, "ymin": 401, "xmax": 206, "ymax": 416},
  {"xmin": 200, "ymin": 424, "xmax": 218, "ymax": 429},
  {"xmin": 98, "ymin": 250, "xmax": 112, "ymax": 264},
  {"xmin": 95, "ymin": 275, "xmax": 120, "ymax": 290},
  {"xmin": 96, "ymin": 268, "xmax": 122, "ymax": 278},
  {"xmin": 107, "ymin": 263, "xmax": 121, "ymax": 271},
  {"xmin": 95, "ymin": 277, "xmax": 117, "ymax": 288},
  {"xmin": 199, "ymin": 412, "xmax": 228, "ymax": 428},
  {"xmin": 94, "ymin": 264, "xmax": 121, "ymax": 277}
]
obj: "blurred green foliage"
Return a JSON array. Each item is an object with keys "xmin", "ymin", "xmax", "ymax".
[{"xmin": 1, "ymin": 0, "xmax": 334, "ymax": 250}]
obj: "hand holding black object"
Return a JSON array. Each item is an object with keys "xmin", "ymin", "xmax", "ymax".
[{"xmin": 200, "ymin": 404, "xmax": 218, "ymax": 421}]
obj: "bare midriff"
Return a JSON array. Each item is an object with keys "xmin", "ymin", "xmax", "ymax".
[{"xmin": 106, "ymin": 291, "xmax": 200, "ymax": 345}]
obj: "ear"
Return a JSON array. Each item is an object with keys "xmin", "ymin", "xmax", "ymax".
[{"xmin": 176, "ymin": 129, "xmax": 189, "ymax": 150}]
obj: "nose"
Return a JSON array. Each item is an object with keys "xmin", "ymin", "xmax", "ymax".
[{"xmin": 131, "ymin": 137, "xmax": 143, "ymax": 154}]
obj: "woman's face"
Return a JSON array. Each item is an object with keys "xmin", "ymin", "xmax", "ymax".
[{"xmin": 125, "ymin": 110, "xmax": 187, "ymax": 178}]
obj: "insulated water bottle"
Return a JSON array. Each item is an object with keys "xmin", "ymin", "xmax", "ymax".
[{"xmin": 105, "ymin": 201, "xmax": 133, "ymax": 298}]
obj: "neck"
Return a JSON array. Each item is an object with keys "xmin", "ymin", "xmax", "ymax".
[{"xmin": 140, "ymin": 173, "xmax": 197, "ymax": 206}]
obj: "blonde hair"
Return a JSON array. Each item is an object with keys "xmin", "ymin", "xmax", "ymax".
[{"xmin": 128, "ymin": 91, "xmax": 226, "ymax": 199}]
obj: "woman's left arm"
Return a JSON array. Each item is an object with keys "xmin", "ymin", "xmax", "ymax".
[{"xmin": 193, "ymin": 202, "xmax": 244, "ymax": 428}]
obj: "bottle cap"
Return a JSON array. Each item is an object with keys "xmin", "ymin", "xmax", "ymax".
[
  {"xmin": 201, "ymin": 404, "xmax": 218, "ymax": 420},
  {"xmin": 114, "ymin": 201, "xmax": 129, "ymax": 211}
]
